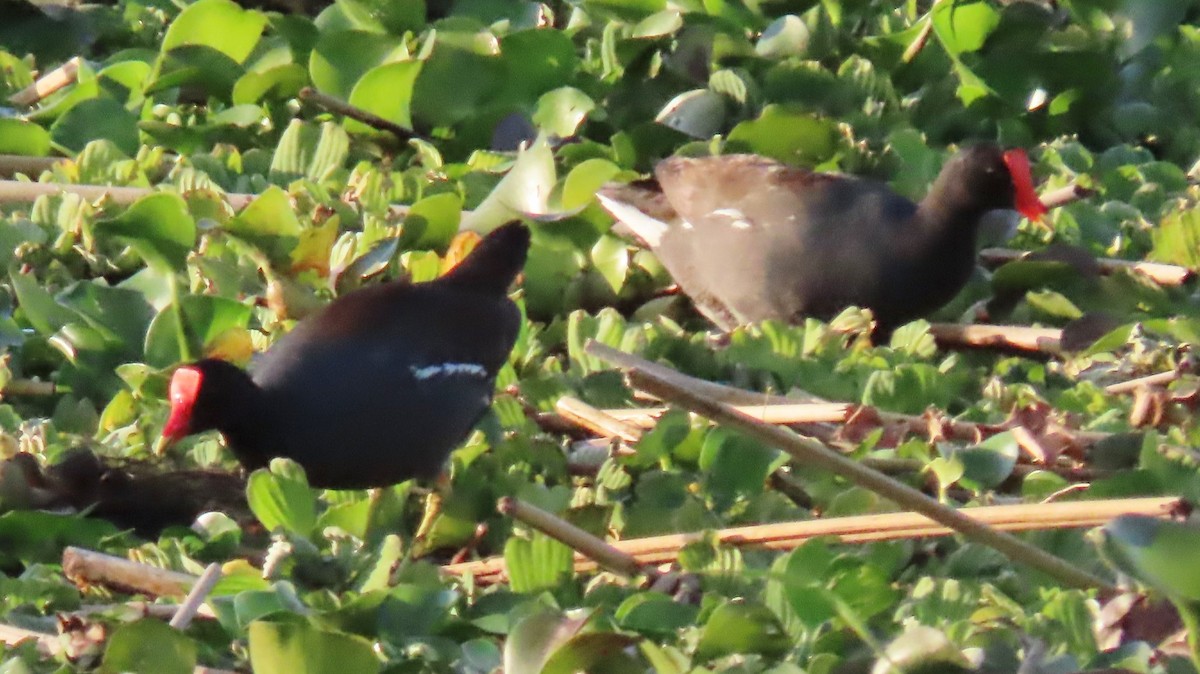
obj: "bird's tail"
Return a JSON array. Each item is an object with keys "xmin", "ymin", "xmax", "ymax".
[{"xmin": 441, "ymin": 222, "xmax": 530, "ymax": 291}]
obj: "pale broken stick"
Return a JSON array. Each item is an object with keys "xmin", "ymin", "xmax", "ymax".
[
  {"xmin": 62, "ymin": 546, "xmax": 198, "ymax": 598},
  {"xmin": 929, "ymin": 323, "xmax": 1063, "ymax": 354},
  {"xmin": 979, "ymin": 247, "xmax": 1194, "ymax": 287},
  {"xmin": 589, "ymin": 340, "xmax": 1112, "ymax": 590},
  {"xmin": 169, "ymin": 563, "xmax": 222, "ymax": 630},
  {"xmin": 445, "ymin": 496, "xmax": 1178, "ymax": 584},
  {"xmin": 8, "ymin": 57, "xmax": 81, "ymax": 106},
  {"xmin": 1105, "ymin": 369, "xmax": 1186, "ymax": 395}
]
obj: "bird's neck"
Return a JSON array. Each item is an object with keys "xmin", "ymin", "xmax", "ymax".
[
  {"xmin": 916, "ymin": 176, "xmax": 994, "ymax": 239},
  {"xmin": 210, "ymin": 377, "xmax": 275, "ymax": 471}
]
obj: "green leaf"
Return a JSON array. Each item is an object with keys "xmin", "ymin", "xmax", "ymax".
[
  {"xmin": 402, "ymin": 192, "xmax": 462, "ymax": 250},
  {"xmin": 532, "ymin": 87, "xmax": 595, "ymax": 138},
  {"xmin": 229, "ymin": 186, "xmax": 303, "ymax": 238},
  {"xmin": 464, "ymin": 139, "xmax": 556, "ymax": 230},
  {"xmin": 931, "ymin": 0, "xmax": 1000, "ymax": 56},
  {"xmin": 411, "ymin": 39, "xmax": 504, "ymax": 128},
  {"xmin": 233, "ymin": 64, "xmax": 309, "ymax": 104},
  {"xmin": 728, "ymin": 105, "xmax": 838, "ymax": 164},
  {"xmin": 504, "ymin": 531, "xmax": 573, "ymax": 593},
  {"xmin": 161, "ymin": 0, "xmax": 267, "ymax": 64},
  {"xmin": 695, "ymin": 600, "xmax": 791, "ymax": 661},
  {"xmin": 144, "ymin": 295, "xmax": 251, "ymax": 367},
  {"xmin": 100, "ymin": 619, "xmax": 196, "ymax": 674},
  {"xmin": 346, "ymin": 60, "xmax": 422, "ymax": 135},
  {"xmin": 309, "ymin": 30, "xmax": 409, "ymax": 100},
  {"xmin": 50, "ymin": 97, "xmax": 139, "ymax": 156},
  {"xmin": 269, "ymin": 119, "xmax": 350, "ymax": 184},
  {"xmin": 590, "ymin": 235, "xmax": 629, "ymax": 294},
  {"xmin": 699, "ymin": 427, "xmax": 782, "ymax": 510},
  {"xmin": 246, "ymin": 458, "xmax": 318, "ymax": 536},
  {"xmin": 503, "ymin": 609, "xmax": 589, "ymax": 674},
  {"xmin": 95, "ymin": 193, "xmax": 197, "ymax": 273},
  {"xmin": 1150, "ymin": 208, "xmax": 1200, "ymax": 269},
  {"xmin": 615, "ymin": 593, "xmax": 699, "ymax": 634},
  {"xmin": 10, "ymin": 272, "xmax": 79, "ymax": 336},
  {"xmin": 952, "ymin": 430, "xmax": 1020, "ymax": 491},
  {"xmin": 562, "ymin": 158, "xmax": 621, "ymax": 211},
  {"xmin": 542, "ymin": 632, "xmax": 641, "ymax": 674},
  {"xmin": 756, "ymin": 15, "xmax": 811, "ymax": 58},
  {"xmin": 656, "ymin": 89, "xmax": 725, "ymax": 140},
  {"xmin": 0, "ymin": 119, "xmax": 51, "ymax": 156},
  {"xmin": 248, "ymin": 620, "xmax": 380, "ymax": 674}
]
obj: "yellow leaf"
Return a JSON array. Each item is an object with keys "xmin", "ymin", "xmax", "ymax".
[{"xmin": 289, "ymin": 215, "xmax": 340, "ymax": 276}]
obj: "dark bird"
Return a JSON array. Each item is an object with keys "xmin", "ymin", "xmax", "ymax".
[
  {"xmin": 157, "ymin": 222, "xmax": 530, "ymax": 489},
  {"xmin": 598, "ymin": 144, "xmax": 1048, "ymax": 339}
]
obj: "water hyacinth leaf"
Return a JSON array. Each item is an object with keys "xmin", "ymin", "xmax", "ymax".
[
  {"xmin": 346, "ymin": 60, "xmax": 422, "ymax": 135},
  {"xmin": 50, "ymin": 97, "xmax": 139, "ymax": 156},
  {"xmin": 402, "ymin": 192, "xmax": 462, "ymax": 250},
  {"xmin": 411, "ymin": 39, "xmax": 504, "ymax": 128},
  {"xmin": 464, "ymin": 139, "xmax": 555, "ymax": 231},
  {"xmin": 248, "ymin": 620, "xmax": 381, "ymax": 674},
  {"xmin": 541, "ymin": 632, "xmax": 641, "ymax": 674},
  {"xmin": 699, "ymin": 427, "xmax": 783, "ymax": 510},
  {"xmin": 532, "ymin": 87, "xmax": 595, "ymax": 138},
  {"xmin": 590, "ymin": 235, "xmax": 629, "ymax": 293},
  {"xmin": 144, "ymin": 294, "xmax": 252, "ymax": 367},
  {"xmin": 503, "ymin": 609, "xmax": 589, "ymax": 674},
  {"xmin": 161, "ymin": 0, "xmax": 267, "ymax": 64},
  {"xmin": 952, "ymin": 430, "xmax": 1019, "ymax": 491},
  {"xmin": 756, "ymin": 15, "xmax": 810, "ymax": 58},
  {"xmin": 228, "ymin": 185, "xmax": 303, "ymax": 240},
  {"xmin": 504, "ymin": 531, "xmax": 573, "ymax": 593},
  {"xmin": 94, "ymin": 193, "xmax": 196, "ymax": 273},
  {"xmin": 695, "ymin": 600, "xmax": 791, "ymax": 661},
  {"xmin": 99, "ymin": 619, "xmax": 196, "ymax": 674},
  {"xmin": 246, "ymin": 458, "xmax": 318, "ymax": 536},
  {"xmin": 309, "ymin": 30, "xmax": 408, "ymax": 100},
  {"xmin": 269, "ymin": 119, "xmax": 350, "ymax": 184},
  {"xmin": 656, "ymin": 89, "xmax": 725, "ymax": 139},
  {"xmin": 498, "ymin": 30, "xmax": 580, "ymax": 107},
  {"xmin": 583, "ymin": 0, "xmax": 666, "ymax": 21},
  {"xmin": 727, "ymin": 106, "xmax": 837, "ymax": 164},
  {"xmin": 562, "ymin": 158, "xmax": 622, "ymax": 211},
  {"xmin": 1096, "ymin": 515, "xmax": 1200, "ymax": 602},
  {"xmin": 614, "ymin": 593, "xmax": 699, "ymax": 634},
  {"xmin": 632, "ymin": 9, "xmax": 683, "ymax": 38},
  {"xmin": 1150, "ymin": 208, "xmax": 1200, "ymax": 269},
  {"xmin": 931, "ymin": 0, "xmax": 999, "ymax": 56},
  {"xmin": 10, "ymin": 271, "xmax": 82, "ymax": 336},
  {"xmin": 233, "ymin": 63, "xmax": 308, "ymax": 104},
  {"xmin": 870, "ymin": 625, "xmax": 972, "ymax": 674},
  {"xmin": 0, "ymin": 118, "xmax": 51, "ymax": 155}
]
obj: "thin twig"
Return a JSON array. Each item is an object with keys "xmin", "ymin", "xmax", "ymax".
[
  {"xmin": 62, "ymin": 547, "xmax": 196, "ymax": 597},
  {"xmin": 169, "ymin": 563, "xmax": 222, "ymax": 630},
  {"xmin": 593, "ymin": 344, "xmax": 1113, "ymax": 591},
  {"xmin": 2, "ymin": 379, "xmax": 56, "ymax": 396},
  {"xmin": 299, "ymin": 87, "xmax": 420, "ymax": 141},
  {"xmin": 581, "ymin": 343, "xmax": 1110, "ymax": 448},
  {"xmin": 1039, "ymin": 182, "xmax": 1096, "ymax": 209},
  {"xmin": 979, "ymin": 248, "xmax": 1194, "ymax": 286},
  {"xmin": 929, "ymin": 323, "xmax": 1063, "ymax": 354},
  {"xmin": 497, "ymin": 497, "xmax": 644, "ymax": 578},
  {"xmin": 0, "ymin": 155, "xmax": 62, "ymax": 177},
  {"xmin": 72, "ymin": 601, "xmax": 216, "ymax": 621},
  {"xmin": 1105, "ymin": 369, "xmax": 1183, "ymax": 395},
  {"xmin": 445, "ymin": 496, "xmax": 1176, "ymax": 584},
  {"xmin": 555, "ymin": 396, "xmax": 645, "ymax": 443},
  {"xmin": 9, "ymin": 57, "xmax": 81, "ymax": 106}
]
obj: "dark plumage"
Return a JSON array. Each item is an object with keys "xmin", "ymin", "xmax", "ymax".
[
  {"xmin": 159, "ymin": 223, "xmax": 530, "ymax": 489},
  {"xmin": 598, "ymin": 144, "xmax": 1047, "ymax": 338}
]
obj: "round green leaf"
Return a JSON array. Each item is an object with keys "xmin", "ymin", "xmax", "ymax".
[
  {"xmin": 695, "ymin": 600, "xmax": 791, "ymax": 661},
  {"xmin": 162, "ymin": 0, "xmax": 268, "ymax": 64},
  {"xmin": 247, "ymin": 458, "xmax": 317, "ymax": 536},
  {"xmin": 0, "ymin": 119, "xmax": 51, "ymax": 156},
  {"xmin": 346, "ymin": 60, "xmax": 422, "ymax": 135},
  {"xmin": 309, "ymin": 30, "xmax": 409, "ymax": 100},
  {"xmin": 100, "ymin": 619, "xmax": 196, "ymax": 674},
  {"xmin": 95, "ymin": 192, "xmax": 197, "ymax": 273},
  {"xmin": 50, "ymin": 97, "xmax": 139, "ymax": 156},
  {"xmin": 728, "ymin": 105, "xmax": 837, "ymax": 164},
  {"xmin": 249, "ymin": 620, "xmax": 380, "ymax": 674}
]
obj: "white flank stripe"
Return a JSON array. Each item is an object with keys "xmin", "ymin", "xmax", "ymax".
[{"xmin": 410, "ymin": 362, "xmax": 489, "ymax": 381}]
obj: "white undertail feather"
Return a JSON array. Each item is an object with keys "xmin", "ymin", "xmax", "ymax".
[{"xmin": 595, "ymin": 192, "xmax": 670, "ymax": 247}]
